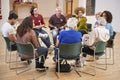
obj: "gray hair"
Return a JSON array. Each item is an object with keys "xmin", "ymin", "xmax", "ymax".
[
  {"xmin": 67, "ymin": 17, "xmax": 78, "ymax": 28},
  {"xmin": 97, "ymin": 17, "xmax": 106, "ymax": 26}
]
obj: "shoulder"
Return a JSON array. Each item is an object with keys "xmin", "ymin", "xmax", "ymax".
[{"xmin": 82, "ymin": 16, "xmax": 87, "ymax": 20}]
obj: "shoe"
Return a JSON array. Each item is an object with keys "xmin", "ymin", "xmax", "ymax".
[
  {"xmin": 36, "ymin": 66, "xmax": 49, "ymax": 71},
  {"xmin": 81, "ymin": 57, "xmax": 86, "ymax": 67},
  {"xmin": 71, "ymin": 60, "xmax": 80, "ymax": 67},
  {"xmin": 27, "ymin": 60, "xmax": 32, "ymax": 64},
  {"xmin": 75, "ymin": 60, "xmax": 80, "ymax": 67},
  {"xmin": 39, "ymin": 33, "xmax": 48, "ymax": 38}
]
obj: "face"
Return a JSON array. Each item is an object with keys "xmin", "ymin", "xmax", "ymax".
[
  {"xmin": 102, "ymin": 13, "xmax": 107, "ymax": 20},
  {"xmin": 95, "ymin": 14, "xmax": 100, "ymax": 20},
  {"xmin": 56, "ymin": 9, "xmax": 62, "ymax": 17},
  {"xmin": 78, "ymin": 11, "xmax": 83, "ymax": 17},
  {"xmin": 11, "ymin": 18, "xmax": 17, "ymax": 25},
  {"xmin": 33, "ymin": 8, "xmax": 38, "ymax": 15}
]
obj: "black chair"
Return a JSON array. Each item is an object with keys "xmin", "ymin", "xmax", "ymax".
[
  {"xmin": 86, "ymin": 23, "xmax": 92, "ymax": 32},
  {"xmin": 106, "ymin": 31, "xmax": 116, "ymax": 65}
]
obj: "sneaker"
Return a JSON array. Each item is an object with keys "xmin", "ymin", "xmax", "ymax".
[
  {"xmin": 75, "ymin": 60, "xmax": 80, "ymax": 67},
  {"xmin": 39, "ymin": 33, "xmax": 48, "ymax": 38},
  {"xmin": 27, "ymin": 60, "xmax": 32, "ymax": 65},
  {"xmin": 81, "ymin": 57, "xmax": 86, "ymax": 67},
  {"xmin": 36, "ymin": 66, "xmax": 49, "ymax": 71}
]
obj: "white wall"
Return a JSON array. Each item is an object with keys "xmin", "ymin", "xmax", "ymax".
[
  {"xmin": 0, "ymin": 0, "xmax": 10, "ymax": 27},
  {"xmin": 35, "ymin": 0, "xmax": 57, "ymax": 18},
  {"xmin": 79, "ymin": 0, "xmax": 120, "ymax": 32}
]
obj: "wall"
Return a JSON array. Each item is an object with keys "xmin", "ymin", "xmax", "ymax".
[
  {"xmin": 0, "ymin": 0, "xmax": 10, "ymax": 27},
  {"xmin": 79, "ymin": 0, "xmax": 120, "ymax": 32},
  {"xmin": 35, "ymin": 0, "xmax": 57, "ymax": 18}
]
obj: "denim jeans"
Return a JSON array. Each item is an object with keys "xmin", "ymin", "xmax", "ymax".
[
  {"xmin": 36, "ymin": 47, "xmax": 48, "ymax": 66},
  {"xmin": 33, "ymin": 28, "xmax": 51, "ymax": 48}
]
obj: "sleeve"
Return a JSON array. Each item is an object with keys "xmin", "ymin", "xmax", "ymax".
[
  {"xmin": 8, "ymin": 26, "xmax": 16, "ymax": 35},
  {"xmin": 49, "ymin": 16, "xmax": 54, "ymax": 25},
  {"xmin": 77, "ymin": 17, "xmax": 87, "ymax": 31},
  {"xmin": 40, "ymin": 15, "xmax": 45, "ymax": 25},
  {"xmin": 58, "ymin": 31, "xmax": 63, "ymax": 43},
  {"xmin": 62, "ymin": 15, "xmax": 67, "ymax": 25},
  {"xmin": 85, "ymin": 30, "xmax": 96, "ymax": 46},
  {"xmin": 31, "ymin": 30, "xmax": 40, "ymax": 49}
]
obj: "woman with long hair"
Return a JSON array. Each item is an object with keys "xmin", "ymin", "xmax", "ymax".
[{"xmin": 17, "ymin": 17, "xmax": 48, "ymax": 70}]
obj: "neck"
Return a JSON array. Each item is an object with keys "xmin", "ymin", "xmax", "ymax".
[
  {"xmin": 8, "ymin": 20, "xmax": 11, "ymax": 25},
  {"xmin": 34, "ymin": 14, "xmax": 38, "ymax": 17}
]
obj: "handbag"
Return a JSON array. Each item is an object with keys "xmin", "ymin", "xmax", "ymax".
[{"xmin": 56, "ymin": 60, "xmax": 71, "ymax": 72}]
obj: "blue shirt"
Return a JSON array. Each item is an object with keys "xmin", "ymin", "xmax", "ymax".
[
  {"xmin": 58, "ymin": 30, "xmax": 82, "ymax": 44},
  {"xmin": 105, "ymin": 23, "xmax": 113, "ymax": 37}
]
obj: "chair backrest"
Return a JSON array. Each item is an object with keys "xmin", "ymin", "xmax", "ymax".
[
  {"xmin": 16, "ymin": 42, "xmax": 34, "ymax": 59},
  {"xmin": 87, "ymin": 23, "xmax": 92, "ymax": 32},
  {"xmin": 95, "ymin": 41, "xmax": 106, "ymax": 56},
  {"xmin": 3, "ymin": 37, "xmax": 11, "ymax": 51},
  {"xmin": 59, "ymin": 42, "xmax": 82, "ymax": 59},
  {"xmin": 111, "ymin": 31, "xmax": 116, "ymax": 39}
]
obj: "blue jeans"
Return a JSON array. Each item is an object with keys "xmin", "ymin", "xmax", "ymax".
[
  {"xmin": 33, "ymin": 28, "xmax": 51, "ymax": 48},
  {"xmin": 36, "ymin": 47, "xmax": 48, "ymax": 66}
]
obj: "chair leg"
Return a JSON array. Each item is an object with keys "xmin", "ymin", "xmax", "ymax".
[
  {"xmin": 77, "ymin": 52, "xmax": 96, "ymax": 76},
  {"xmin": 95, "ymin": 51, "xmax": 107, "ymax": 70}
]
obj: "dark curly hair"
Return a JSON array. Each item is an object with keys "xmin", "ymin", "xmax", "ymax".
[
  {"xmin": 74, "ymin": 7, "xmax": 85, "ymax": 15},
  {"xmin": 101, "ymin": 11, "xmax": 113, "ymax": 23},
  {"xmin": 30, "ymin": 6, "xmax": 37, "ymax": 16}
]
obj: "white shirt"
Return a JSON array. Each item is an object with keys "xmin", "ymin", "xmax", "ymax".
[
  {"xmin": 1, "ymin": 22, "xmax": 16, "ymax": 37},
  {"xmin": 83, "ymin": 25, "xmax": 110, "ymax": 46}
]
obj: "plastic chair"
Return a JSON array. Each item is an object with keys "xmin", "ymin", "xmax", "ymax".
[
  {"xmin": 3, "ymin": 37, "xmax": 17, "ymax": 69},
  {"xmin": 16, "ymin": 42, "xmax": 46, "ymax": 79},
  {"xmin": 106, "ymin": 31, "xmax": 116, "ymax": 65},
  {"xmin": 86, "ymin": 23, "xmax": 92, "ymax": 32},
  {"xmin": 56, "ymin": 42, "xmax": 82, "ymax": 78},
  {"xmin": 79, "ymin": 41, "xmax": 107, "ymax": 76}
]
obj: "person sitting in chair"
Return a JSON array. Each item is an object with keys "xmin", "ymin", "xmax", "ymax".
[
  {"xmin": 16, "ymin": 17, "xmax": 49, "ymax": 70},
  {"xmin": 53, "ymin": 17, "xmax": 82, "ymax": 66},
  {"xmin": 1, "ymin": 12, "xmax": 18, "ymax": 50},
  {"xmin": 82, "ymin": 17, "xmax": 110, "ymax": 64}
]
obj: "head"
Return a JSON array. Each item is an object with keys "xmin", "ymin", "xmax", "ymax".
[
  {"xmin": 67, "ymin": 17, "xmax": 78, "ymax": 30},
  {"xmin": 74, "ymin": 7, "xmax": 85, "ymax": 17},
  {"xmin": 30, "ymin": 6, "xmax": 38, "ymax": 16},
  {"xmin": 17, "ymin": 17, "xmax": 33, "ymax": 37},
  {"xmin": 95, "ymin": 12, "xmax": 102, "ymax": 20},
  {"xmin": 101, "ymin": 11, "xmax": 112, "ymax": 23},
  {"xmin": 97, "ymin": 17, "xmax": 106, "ymax": 26},
  {"xmin": 55, "ymin": 7, "xmax": 62, "ymax": 17},
  {"xmin": 8, "ymin": 13, "xmax": 18, "ymax": 25}
]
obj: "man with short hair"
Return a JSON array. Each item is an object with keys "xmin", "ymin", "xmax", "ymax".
[
  {"xmin": 1, "ymin": 12, "xmax": 18, "ymax": 50},
  {"xmin": 49, "ymin": 7, "xmax": 67, "ymax": 45},
  {"xmin": 1, "ymin": 13, "xmax": 18, "ymax": 41}
]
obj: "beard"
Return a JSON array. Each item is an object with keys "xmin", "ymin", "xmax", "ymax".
[{"xmin": 11, "ymin": 22, "xmax": 15, "ymax": 25}]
